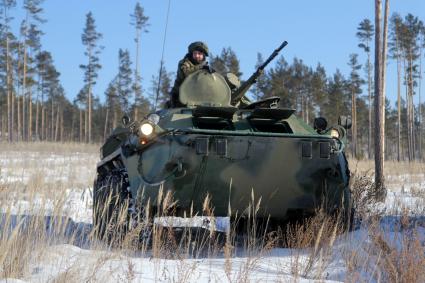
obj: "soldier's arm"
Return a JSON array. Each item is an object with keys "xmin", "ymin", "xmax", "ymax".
[{"xmin": 180, "ymin": 60, "xmax": 205, "ymax": 77}]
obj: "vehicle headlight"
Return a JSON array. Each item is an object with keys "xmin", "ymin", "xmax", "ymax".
[
  {"xmin": 140, "ymin": 123, "xmax": 154, "ymax": 136},
  {"xmin": 330, "ymin": 128, "xmax": 340, "ymax": 139}
]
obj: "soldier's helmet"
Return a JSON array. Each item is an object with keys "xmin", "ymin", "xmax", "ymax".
[{"xmin": 188, "ymin": 41, "xmax": 209, "ymax": 57}]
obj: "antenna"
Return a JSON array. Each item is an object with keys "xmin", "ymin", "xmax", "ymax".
[{"xmin": 154, "ymin": 0, "xmax": 171, "ymax": 111}]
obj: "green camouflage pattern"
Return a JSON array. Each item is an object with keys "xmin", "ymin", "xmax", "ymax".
[{"xmin": 96, "ymin": 69, "xmax": 351, "ymax": 221}]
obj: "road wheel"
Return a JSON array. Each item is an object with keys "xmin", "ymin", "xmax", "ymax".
[{"xmin": 93, "ymin": 169, "xmax": 131, "ymax": 244}]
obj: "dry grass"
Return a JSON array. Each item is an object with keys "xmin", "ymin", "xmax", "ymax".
[{"xmin": 0, "ymin": 143, "xmax": 424, "ymax": 282}]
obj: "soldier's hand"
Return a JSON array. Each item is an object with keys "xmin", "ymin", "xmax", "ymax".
[{"xmin": 202, "ymin": 63, "xmax": 215, "ymax": 73}]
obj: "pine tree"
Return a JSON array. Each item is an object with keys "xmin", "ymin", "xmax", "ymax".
[
  {"xmin": 130, "ymin": 2, "xmax": 149, "ymax": 121},
  {"xmin": 419, "ymin": 24, "xmax": 425, "ymax": 161},
  {"xmin": 356, "ymin": 96, "xmax": 370, "ymax": 157},
  {"xmin": 23, "ymin": 0, "xmax": 45, "ymax": 141},
  {"xmin": 35, "ymin": 50, "xmax": 52, "ymax": 140},
  {"xmin": 80, "ymin": 12, "xmax": 102, "ymax": 143},
  {"xmin": 1, "ymin": 0, "xmax": 16, "ymax": 142},
  {"xmin": 75, "ymin": 85, "xmax": 88, "ymax": 142},
  {"xmin": 251, "ymin": 53, "xmax": 266, "ymax": 101},
  {"xmin": 290, "ymin": 58, "xmax": 311, "ymax": 120},
  {"xmin": 210, "ymin": 47, "xmax": 242, "ymax": 78},
  {"xmin": 150, "ymin": 62, "xmax": 171, "ymax": 109},
  {"xmin": 117, "ymin": 49, "xmax": 133, "ymax": 116},
  {"xmin": 267, "ymin": 56, "xmax": 290, "ymax": 106},
  {"xmin": 374, "ymin": 0, "xmax": 386, "ymax": 197},
  {"xmin": 104, "ymin": 80, "xmax": 118, "ymax": 137},
  {"xmin": 399, "ymin": 14, "xmax": 422, "ymax": 160},
  {"xmin": 310, "ymin": 64, "xmax": 328, "ymax": 117},
  {"xmin": 347, "ymin": 54, "xmax": 364, "ymax": 158},
  {"xmin": 28, "ymin": 24, "xmax": 43, "ymax": 140},
  {"xmin": 389, "ymin": 13, "xmax": 404, "ymax": 161},
  {"xmin": 356, "ymin": 18, "xmax": 374, "ymax": 159},
  {"xmin": 323, "ymin": 70, "xmax": 350, "ymax": 125},
  {"xmin": 38, "ymin": 51, "xmax": 60, "ymax": 141}
]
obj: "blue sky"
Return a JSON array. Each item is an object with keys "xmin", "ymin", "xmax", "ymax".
[{"xmin": 10, "ymin": 0, "xmax": 425, "ymax": 106}]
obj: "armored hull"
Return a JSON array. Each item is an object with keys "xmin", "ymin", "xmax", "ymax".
[
  {"xmin": 96, "ymin": 109, "xmax": 350, "ymax": 221},
  {"xmin": 94, "ymin": 69, "xmax": 351, "ymax": 233}
]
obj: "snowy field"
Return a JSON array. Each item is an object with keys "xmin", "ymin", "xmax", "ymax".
[{"xmin": 0, "ymin": 143, "xmax": 424, "ymax": 282}]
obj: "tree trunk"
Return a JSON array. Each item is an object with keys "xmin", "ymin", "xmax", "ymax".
[
  {"xmin": 1, "ymin": 114, "xmax": 5, "ymax": 141},
  {"xmin": 368, "ymin": 53, "xmax": 373, "ymax": 159},
  {"xmin": 41, "ymin": 79, "xmax": 45, "ymax": 141},
  {"xmin": 6, "ymin": 72, "xmax": 10, "ymax": 141},
  {"xmin": 300, "ymin": 95, "xmax": 305, "ymax": 122},
  {"xmin": 41, "ymin": 105, "xmax": 45, "ymax": 141},
  {"xmin": 409, "ymin": 53, "xmax": 415, "ymax": 160},
  {"xmin": 381, "ymin": 0, "xmax": 389, "ymax": 156},
  {"xmin": 374, "ymin": 0, "xmax": 385, "ymax": 196},
  {"xmin": 51, "ymin": 98, "xmax": 54, "ymax": 141},
  {"xmin": 35, "ymin": 69, "xmax": 42, "ymax": 140},
  {"xmin": 60, "ymin": 109, "xmax": 64, "ymax": 142},
  {"xmin": 418, "ymin": 49, "xmax": 422, "ymax": 161},
  {"xmin": 55, "ymin": 105, "xmax": 60, "ymax": 142},
  {"xmin": 351, "ymin": 87, "xmax": 357, "ymax": 158},
  {"xmin": 104, "ymin": 108, "xmax": 109, "ymax": 142},
  {"xmin": 88, "ymin": 48, "xmax": 92, "ymax": 143},
  {"xmin": 397, "ymin": 52, "xmax": 401, "ymax": 161},
  {"xmin": 22, "ymin": 41, "xmax": 27, "ymax": 142},
  {"xmin": 71, "ymin": 112, "xmax": 75, "ymax": 142},
  {"xmin": 6, "ymin": 34, "xmax": 12, "ymax": 142},
  {"xmin": 28, "ymin": 88, "xmax": 32, "ymax": 141},
  {"xmin": 45, "ymin": 110, "xmax": 48, "ymax": 141},
  {"xmin": 306, "ymin": 96, "xmax": 310, "ymax": 124},
  {"xmin": 88, "ymin": 84, "xmax": 92, "ymax": 143},
  {"xmin": 35, "ymin": 93, "xmax": 39, "ymax": 140},
  {"xmin": 79, "ymin": 109, "xmax": 83, "ymax": 143},
  {"xmin": 84, "ymin": 109, "xmax": 88, "ymax": 143},
  {"xmin": 11, "ymin": 88, "xmax": 15, "ymax": 141},
  {"xmin": 403, "ymin": 58, "xmax": 411, "ymax": 160},
  {"xmin": 134, "ymin": 29, "xmax": 141, "ymax": 122},
  {"xmin": 17, "ymin": 95, "xmax": 21, "ymax": 141},
  {"xmin": 113, "ymin": 108, "xmax": 117, "ymax": 129}
]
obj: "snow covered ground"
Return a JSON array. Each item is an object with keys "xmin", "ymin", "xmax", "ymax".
[{"xmin": 0, "ymin": 144, "xmax": 424, "ymax": 282}]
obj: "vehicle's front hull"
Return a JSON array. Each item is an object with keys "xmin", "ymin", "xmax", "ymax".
[{"xmin": 119, "ymin": 131, "xmax": 350, "ymax": 220}]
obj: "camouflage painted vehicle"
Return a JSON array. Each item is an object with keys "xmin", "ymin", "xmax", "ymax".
[{"xmin": 93, "ymin": 43, "xmax": 352, "ymax": 235}]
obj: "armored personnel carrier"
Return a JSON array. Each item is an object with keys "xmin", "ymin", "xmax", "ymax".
[{"xmin": 93, "ymin": 42, "xmax": 352, "ymax": 236}]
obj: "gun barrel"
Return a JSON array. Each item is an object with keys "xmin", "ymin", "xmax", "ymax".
[
  {"xmin": 259, "ymin": 41, "xmax": 288, "ymax": 70},
  {"xmin": 231, "ymin": 41, "xmax": 288, "ymax": 105}
]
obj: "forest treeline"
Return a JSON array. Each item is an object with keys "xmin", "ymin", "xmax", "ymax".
[{"xmin": 0, "ymin": 1, "xmax": 424, "ymax": 161}]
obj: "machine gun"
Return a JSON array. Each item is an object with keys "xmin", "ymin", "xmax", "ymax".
[{"xmin": 231, "ymin": 41, "xmax": 288, "ymax": 105}]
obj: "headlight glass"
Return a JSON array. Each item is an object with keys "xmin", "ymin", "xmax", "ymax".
[
  {"xmin": 330, "ymin": 128, "xmax": 340, "ymax": 139},
  {"xmin": 140, "ymin": 123, "xmax": 154, "ymax": 136}
]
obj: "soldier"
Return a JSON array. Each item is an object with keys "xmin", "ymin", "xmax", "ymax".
[{"xmin": 170, "ymin": 41, "xmax": 210, "ymax": 107}]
